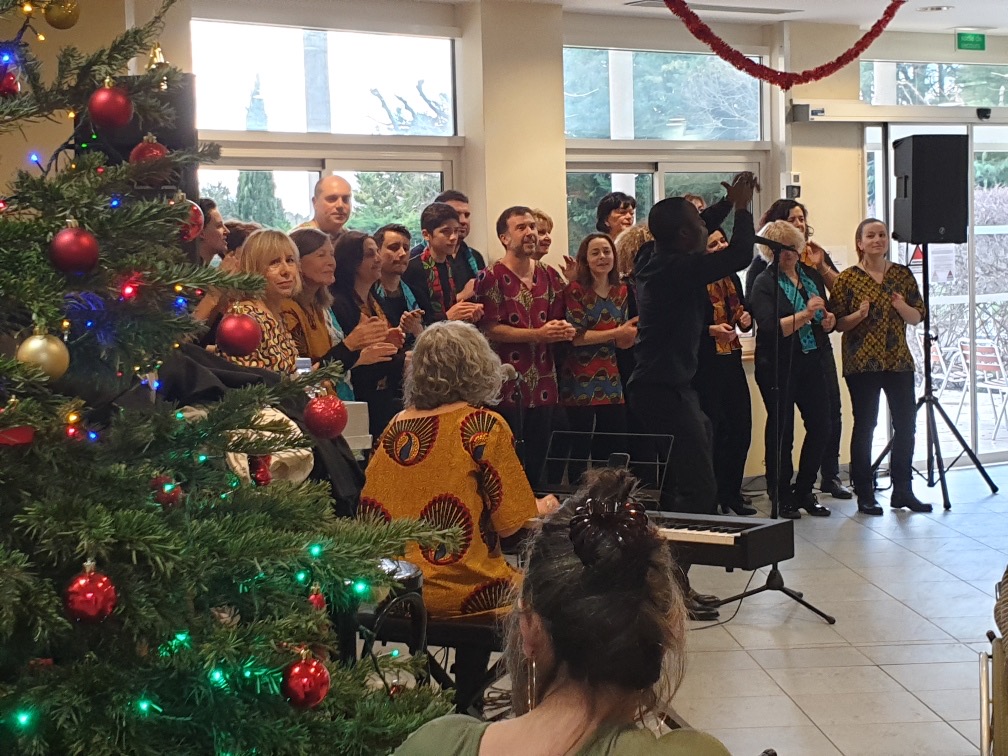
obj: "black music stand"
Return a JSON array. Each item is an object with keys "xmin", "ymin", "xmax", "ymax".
[
  {"xmin": 869, "ymin": 242, "xmax": 997, "ymax": 510},
  {"xmin": 539, "ymin": 429, "xmax": 674, "ymax": 500},
  {"xmin": 715, "ymin": 241, "xmax": 835, "ymax": 624}
]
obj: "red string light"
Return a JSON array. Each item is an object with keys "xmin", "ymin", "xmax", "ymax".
[
  {"xmin": 662, "ymin": 0, "xmax": 906, "ymax": 90},
  {"xmin": 121, "ymin": 280, "xmax": 139, "ymax": 300}
]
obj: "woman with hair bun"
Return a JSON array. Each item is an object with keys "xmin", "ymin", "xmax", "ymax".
[{"xmin": 394, "ymin": 468, "xmax": 729, "ymax": 755}]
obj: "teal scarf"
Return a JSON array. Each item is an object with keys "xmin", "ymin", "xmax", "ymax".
[{"xmin": 778, "ymin": 267, "xmax": 823, "ymax": 354}]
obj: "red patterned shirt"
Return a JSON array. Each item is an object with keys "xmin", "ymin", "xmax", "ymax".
[{"xmin": 475, "ymin": 260, "xmax": 565, "ymax": 409}]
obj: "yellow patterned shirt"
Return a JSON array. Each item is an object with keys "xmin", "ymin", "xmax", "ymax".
[
  {"xmin": 221, "ymin": 300, "xmax": 299, "ymax": 376},
  {"xmin": 829, "ymin": 263, "xmax": 925, "ymax": 376},
  {"xmin": 360, "ymin": 404, "xmax": 536, "ymax": 619}
]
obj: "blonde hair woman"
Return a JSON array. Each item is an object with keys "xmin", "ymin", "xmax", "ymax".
[{"xmin": 218, "ymin": 229, "xmax": 302, "ymax": 375}]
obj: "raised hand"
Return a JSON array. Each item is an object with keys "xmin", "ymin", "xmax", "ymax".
[
  {"xmin": 721, "ymin": 171, "xmax": 761, "ymax": 210},
  {"xmin": 559, "ymin": 256, "xmax": 578, "ymax": 281},
  {"xmin": 357, "ymin": 342, "xmax": 398, "ymax": 366},
  {"xmin": 343, "ymin": 316, "xmax": 389, "ymax": 351},
  {"xmin": 446, "ymin": 301, "xmax": 484, "ymax": 323},
  {"xmin": 399, "ymin": 308, "xmax": 425, "ymax": 337}
]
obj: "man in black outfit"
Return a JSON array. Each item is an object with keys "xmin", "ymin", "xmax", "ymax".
[{"xmin": 628, "ymin": 172, "xmax": 758, "ymax": 620}]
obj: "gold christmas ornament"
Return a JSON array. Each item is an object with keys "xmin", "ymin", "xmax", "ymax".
[
  {"xmin": 16, "ymin": 333, "xmax": 70, "ymax": 379},
  {"xmin": 42, "ymin": 0, "xmax": 80, "ymax": 30},
  {"xmin": 146, "ymin": 43, "xmax": 168, "ymax": 90}
]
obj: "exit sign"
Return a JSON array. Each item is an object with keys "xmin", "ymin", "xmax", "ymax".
[{"xmin": 956, "ymin": 32, "xmax": 986, "ymax": 51}]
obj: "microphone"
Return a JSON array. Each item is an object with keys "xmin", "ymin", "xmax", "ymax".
[
  {"xmin": 501, "ymin": 364, "xmax": 520, "ymax": 382},
  {"xmin": 754, "ymin": 235, "xmax": 797, "ymax": 253}
]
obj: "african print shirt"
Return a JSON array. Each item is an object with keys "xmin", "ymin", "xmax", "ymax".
[
  {"xmin": 829, "ymin": 263, "xmax": 925, "ymax": 376},
  {"xmin": 475, "ymin": 261, "xmax": 564, "ymax": 409},
  {"xmin": 360, "ymin": 404, "xmax": 536, "ymax": 619},
  {"xmin": 222, "ymin": 300, "xmax": 299, "ymax": 375},
  {"xmin": 560, "ymin": 281, "xmax": 627, "ymax": 406}
]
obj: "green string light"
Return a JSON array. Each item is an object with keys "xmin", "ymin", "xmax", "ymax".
[
  {"xmin": 14, "ymin": 709, "xmax": 32, "ymax": 729},
  {"xmin": 197, "ymin": 453, "xmax": 208, "ymax": 464},
  {"xmin": 295, "ymin": 570, "xmax": 310, "ymax": 585},
  {"xmin": 352, "ymin": 579, "xmax": 369, "ymax": 596},
  {"xmin": 175, "ymin": 410, "xmax": 185, "ymax": 420},
  {"xmin": 135, "ymin": 698, "xmax": 162, "ymax": 715},
  {"xmin": 308, "ymin": 543, "xmax": 323, "ymax": 558},
  {"xmin": 390, "ymin": 649, "xmax": 400, "ymax": 658},
  {"xmin": 208, "ymin": 667, "xmax": 227, "ymax": 688}
]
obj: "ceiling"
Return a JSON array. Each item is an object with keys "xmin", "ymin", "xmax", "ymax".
[{"xmin": 462, "ymin": 1, "xmax": 1008, "ymax": 33}]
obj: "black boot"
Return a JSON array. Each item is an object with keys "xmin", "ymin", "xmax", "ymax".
[
  {"xmin": 890, "ymin": 489, "xmax": 933, "ymax": 513},
  {"xmin": 793, "ymin": 490, "xmax": 831, "ymax": 517},
  {"xmin": 857, "ymin": 494, "xmax": 883, "ymax": 516},
  {"xmin": 719, "ymin": 494, "xmax": 757, "ymax": 516},
  {"xmin": 820, "ymin": 477, "xmax": 853, "ymax": 499},
  {"xmin": 776, "ymin": 492, "xmax": 801, "ymax": 519}
]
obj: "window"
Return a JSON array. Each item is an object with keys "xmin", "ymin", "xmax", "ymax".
[
  {"xmin": 566, "ymin": 172, "xmax": 653, "ymax": 253},
  {"xmin": 198, "ymin": 169, "xmax": 443, "ymax": 241},
  {"xmin": 198, "ymin": 169, "xmax": 318, "ymax": 230},
  {"xmin": 861, "ymin": 61, "xmax": 1008, "ymax": 107},
  {"xmin": 191, "ymin": 21, "xmax": 455, "ymax": 135},
  {"xmin": 563, "ymin": 48, "xmax": 761, "ymax": 141}
]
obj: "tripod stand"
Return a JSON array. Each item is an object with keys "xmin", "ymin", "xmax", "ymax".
[
  {"xmin": 870, "ymin": 242, "xmax": 998, "ymax": 510},
  {"xmin": 715, "ymin": 242, "xmax": 835, "ymax": 625}
]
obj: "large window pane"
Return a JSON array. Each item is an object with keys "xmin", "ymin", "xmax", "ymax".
[
  {"xmin": 566, "ymin": 172, "xmax": 653, "ymax": 255},
  {"xmin": 198, "ymin": 169, "xmax": 442, "ymax": 241},
  {"xmin": 198, "ymin": 169, "xmax": 319, "ymax": 230},
  {"xmin": 973, "ymin": 127, "xmax": 1008, "ymax": 453},
  {"xmin": 563, "ymin": 48, "xmax": 761, "ymax": 141},
  {"xmin": 191, "ymin": 21, "xmax": 455, "ymax": 135},
  {"xmin": 861, "ymin": 61, "xmax": 1008, "ymax": 107},
  {"xmin": 663, "ymin": 171, "xmax": 740, "ymax": 236}
]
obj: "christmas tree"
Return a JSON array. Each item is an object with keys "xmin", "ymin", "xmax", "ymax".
[{"xmin": 0, "ymin": 1, "xmax": 452, "ymax": 753}]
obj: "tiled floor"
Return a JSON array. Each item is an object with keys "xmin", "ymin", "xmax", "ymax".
[{"xmin": 680, "ymin": 465, "xmax": 1006, "ymax": 756}]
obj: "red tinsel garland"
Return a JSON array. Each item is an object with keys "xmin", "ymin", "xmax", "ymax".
[{"xmin": 663, "ymin": 0, "xmax": 906, "ymax": 90}]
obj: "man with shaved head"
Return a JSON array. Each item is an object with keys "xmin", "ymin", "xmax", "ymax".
[{"xmin": 303, "ymin": 175, "xmax": 353, "ymax": 242}]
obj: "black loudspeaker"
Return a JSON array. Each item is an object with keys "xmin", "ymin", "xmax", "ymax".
[
  {"xmin": 74, "ymin": 73, "xmax": 198, "ymax": 200},
  {"xmin": 892, "ymin": 134, "xmax": 968, "ymax": 244}
]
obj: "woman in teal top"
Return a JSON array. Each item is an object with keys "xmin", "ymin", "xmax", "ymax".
[{"xmin": 394, "ymin": 469, "xmax": 730, "ymax": 756}]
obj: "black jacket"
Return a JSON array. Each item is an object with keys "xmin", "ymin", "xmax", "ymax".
[
  {"xmin": 749, "ymin": 262, "xmax": 832, "ymax": 376},
  {"xmin": 629, "ymin": 201, "xmax": 755, "ymax": 390},
  {"xmin": 157, "ymin": 343, "xmax": 364, "ymax": 517}
]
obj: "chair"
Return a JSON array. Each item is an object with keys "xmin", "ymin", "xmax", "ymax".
[
  {"xmin": 955, "ymin": 339, "xmax": 1008, "ymax": 440},
  {"xmin": 354, "ymin": 560, "xmax": 506, "ymax": 718}
]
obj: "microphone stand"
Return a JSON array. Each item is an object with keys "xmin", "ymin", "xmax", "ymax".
[{"xmin": 715, "ymin": 242, "xmax": 835, "ymax": 625}]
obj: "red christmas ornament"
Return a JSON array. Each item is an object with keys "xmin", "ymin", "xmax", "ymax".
[
  {"xmin": 0, "ymin": 425, "xmax": 35, "ymax": 446},
  {"xmin": 303, "ymin": 396, "xmax": 348, "ymax": 439},
  {"xmin": 129, "ymin": 133, "xmax": 171, "ymax": 185},
  {"xmin": 49, "ymin": 226, "xmax": 100, "ymax": 274},
  {"xmin": 0, "ymin": 69, "xmax": 20, "ymax": 98},
  {"xmin": 88, "ymin": 80, "xmax": 133, "ymax": 129},
  {"xmin": 180, "ymin": 200, "xmax": 204, "ymax": 243},
  {"xmin": 216, "ymin": 314, "xmax": 262, "ymax": 357},
  {"xmin": 281, "ymin": 650, "xmax": 331, "ymax": 709},
  {"xmin": 150, "ymin": 475, "xmax": 183, "ymax": 508},
  {"xmin": 248, "ymin": 455, "xmax": 272, "ymax": 487},
  {"xmin": 308, "ymin": 584, "xmax": 327, "ymax": 611},
  {"xmin": 64, "ymin": 560, "xmax": 118, "ymax": 622}
]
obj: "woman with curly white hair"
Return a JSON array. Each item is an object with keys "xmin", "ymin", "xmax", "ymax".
[{"xmin": 361, "ymin": 321, "xmax": 559, "ymax": 712}]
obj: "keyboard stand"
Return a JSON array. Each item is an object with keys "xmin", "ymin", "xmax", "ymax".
[{"xmin": 714, "ymin": 565, "xmax": 836, "ymax": 624}]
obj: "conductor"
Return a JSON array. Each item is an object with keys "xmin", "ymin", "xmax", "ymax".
[{"xmin": 629, "ymin": 174, "xmax": 758, "ymax": 515}]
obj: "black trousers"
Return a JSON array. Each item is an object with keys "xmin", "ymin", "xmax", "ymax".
[
  {"xmin": 499, "ymin": 404, "xmax": 554, "ymax": 488},
  {"xmin": 819, "ymin": 348, "xmax": 844, "ymax": 483},
  {"xmin": 845, "ymin": 370, "xmax": 916, "ymax": 496},
  {"xmin": 630, "ymin": 383, "xmax": 716, "ymax": 515},
  {"xmin": 565, "ymin": 404, "xmax": 628, "ymax": 486},
  {"xmin": 696, "ymin": 351, "xmax": 752, "ymax": 508},
  {"xmin": 755, "ymin": 350, "xmax": 830, "ymax": 505}
]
